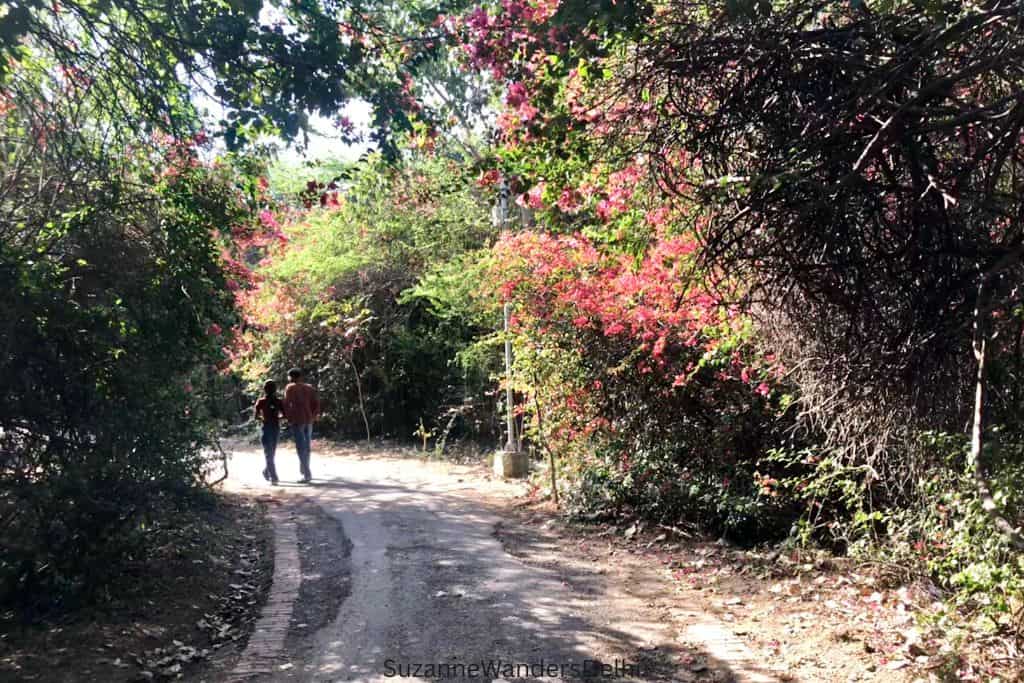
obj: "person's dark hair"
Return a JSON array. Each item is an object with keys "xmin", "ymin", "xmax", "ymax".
[
  {"xmin": 263, "ymin": 380, "xmax": 277, "ymax": 396},
  {"xmin": 288, "ymin": 368, "xmax": 303, "ymax": 381}
]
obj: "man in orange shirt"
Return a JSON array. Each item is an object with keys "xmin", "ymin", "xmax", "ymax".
[{"xmin": 283, "ymin": 368, "xmax": 320, "ymax": 483}]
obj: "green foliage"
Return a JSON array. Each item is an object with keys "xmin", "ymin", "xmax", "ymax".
[
  {"xmin": 2, "ymin": 0, "xmax": 473, "ymax": 153},
  {"xmin": 759, "ymin": 446, "xmax": 880, "ymax": 548},
  {"xmin": 0, "ymin": 71, "xmax": 253, "ymax": 610},
  {"xmin": 566, "ymin": 440, "xmax": 797, "ymax": 544},
  {"xmin": 880, "ymin": 433, "xmax": 1024, "ymax": 623},
  {"xmin": 236, "ymin": 154, "xmax": 501, "ymax": 441},
  {"xmin": 403, "ymin": 250, "xmax": 495, "ymax": 327},
  {"xmin": 764, "ymin": 431, "xmax": 1024, "ymax": 628},
  {"xmin": 273, "ymin": 157, "xmax": 493, "ymax": 283}
]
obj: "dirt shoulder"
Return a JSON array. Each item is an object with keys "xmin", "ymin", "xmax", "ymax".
[
  {"xmin": 305, "ymin": 441, "xmax": 922, "ymax": 681},
  {"xmin": 0, "ymin": 493, "xmax": 273, "ymax": 682},
  {"xmin": 342, "ymin": 438, "xmax": 1016, "ymax": 681},
  {"xmin": 495, "ymin": 496, "xmax": 1021, "ymax": 682}
]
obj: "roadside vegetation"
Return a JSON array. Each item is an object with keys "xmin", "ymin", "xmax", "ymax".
[{"xmin": 2, "ymin": 0, "xmax": 1023, "ymax": 678}]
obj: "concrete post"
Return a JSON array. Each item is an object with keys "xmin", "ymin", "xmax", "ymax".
[{"xmin": 493, "ymin": 177, "xmax": 528, "ymax": 478}]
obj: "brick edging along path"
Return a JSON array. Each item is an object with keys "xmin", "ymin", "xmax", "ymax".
[{"xmin": 230, "ymin": 506, "xmax": 301, "ymax": 680}]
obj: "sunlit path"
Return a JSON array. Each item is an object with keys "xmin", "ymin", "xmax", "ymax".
[{"xmin": 221, "ymin": 443, "xmax": 782, "ymax": 682}]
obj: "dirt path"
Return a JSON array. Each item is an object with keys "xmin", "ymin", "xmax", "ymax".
[{"xmin": 217, "ymin": 442, "xmax": 905, "ymax": 683}]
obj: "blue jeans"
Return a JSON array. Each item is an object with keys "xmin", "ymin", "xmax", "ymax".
[
  {"xmin": 293, "ymin": 423, "xmax": 313, "ymax": 480},
  {"xmin": 261, "ymin": 424, "xmax": 280, "ymax": 482}
]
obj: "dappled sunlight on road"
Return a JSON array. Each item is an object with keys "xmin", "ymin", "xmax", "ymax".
[{"xmin": 222, "ymin": 441, "xmax": 792, "ymax": 682}]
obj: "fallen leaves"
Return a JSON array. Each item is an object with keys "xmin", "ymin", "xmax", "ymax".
[
  {"xmin": 504, "ymin": 488, "xmax": 1022, "ymax": 681},
  {"xmin": 136, "ymin": 642, "xmax": 209, "ymax": 679}
]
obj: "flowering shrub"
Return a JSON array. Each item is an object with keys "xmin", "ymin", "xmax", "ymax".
[
  {"xmin": 231, "ymin": 155, "xmax": 501, "ymax": 441},
  {"xmin": 0, "ymin": 83, "xmax": 252, "ymax": 607},
  {"xmin": 483, "ymin": 229, "xmax": 796, "ymax": 538},
  {"xmin": 429, "ymin": 0, "xmax": 800, "ymax": 538},
  {"xmin": 419, "ymin": 7, "xmax": 1024, "ymax": 657}
]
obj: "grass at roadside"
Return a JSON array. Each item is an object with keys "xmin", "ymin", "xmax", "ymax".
[{"xmin": 0, "ymin": 492, "xmax": 272, "ymax": 682}]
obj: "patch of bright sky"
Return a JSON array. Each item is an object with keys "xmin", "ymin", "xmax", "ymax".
[
  {"xmin": 191, "ymin": 0, "xmax": 374, "ymax": 165},
  {"xmin": 193, "ymin": 92, "xmax": 374, "ymax": 164},
  {"xmin": 282, "ymin": 101, "xmax": 375, "ymax": 164}
]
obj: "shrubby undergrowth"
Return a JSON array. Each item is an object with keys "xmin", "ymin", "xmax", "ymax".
[
  {"xmin": 232, "ymin": 156, "xmax": 502, "ymax": 444},
  {"xmin": 0, "ymin": 66, "xmax": 259, "ymax": 610}
]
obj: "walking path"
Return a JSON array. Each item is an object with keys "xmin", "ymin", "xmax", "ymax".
[{"xmin": 222, "ymin": 443, "xmax": 784, "ymax": 682}]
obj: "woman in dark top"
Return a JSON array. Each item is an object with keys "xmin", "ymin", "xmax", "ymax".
[{"xmin": 254, "ymin": 380, "xmax": 283, "ymax": 484}]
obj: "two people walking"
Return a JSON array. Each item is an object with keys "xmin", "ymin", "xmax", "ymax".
[{"xmin": 253, "ymin": 368, "xmax": 320, "ymax": 484}]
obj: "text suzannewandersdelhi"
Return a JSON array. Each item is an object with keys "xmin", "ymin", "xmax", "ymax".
[{"xmin": 382, "ymin": 658, "xmax": 643, "ymax": 679}]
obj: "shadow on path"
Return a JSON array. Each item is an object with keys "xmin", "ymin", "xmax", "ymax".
[{"xmin": 230, "ymin": 453, "xmax": 789, "ymax": 683}]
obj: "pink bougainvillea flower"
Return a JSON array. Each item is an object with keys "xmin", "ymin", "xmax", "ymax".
[
  {"xmin": 525, "ymin": 182, "xmax": 546, "ymax": 209},
  {"xmin": 259, "ymin": 209, "xmax": 279, "ymax": 228},
  {"xmin": 505, "ymin": 82, "xmax": 529, "ymax": 107},
  {"xmin": 556, "ymin": 187, "xmax": 581, "ymax": 213},
  {"xmin": 477, "ymin": 168, "xmax": 501, "ymax": 188}
]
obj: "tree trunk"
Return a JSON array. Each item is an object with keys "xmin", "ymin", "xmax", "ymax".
[
  {"xmin": 350, "ymin": 353, "xmax": 371, "ymax": 443},
  {"xmin": 970, "ymin": 281, "xmax": 1024, "ymax": 551},
  {"xmin": 531, "ymin": 376, "xmax": 559, "ymax": 507}
]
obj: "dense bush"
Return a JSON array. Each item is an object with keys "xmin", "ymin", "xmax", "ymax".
[
  {"xmin": 442, "ymin": 0, "xmax": 1024, "ymax": 641},
  {"xmin": 233, "ymin": 155, "xmax": 502, "ymax": 444},
  {"xmin": 482, "ymin": 230, "xmax": 799, "ymax": 541},
  {"xmin": 0, "ymin": 75, "xmax": 252, "ymax": 609}
]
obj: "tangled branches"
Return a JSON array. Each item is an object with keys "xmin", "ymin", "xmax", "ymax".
[{"xmin": 592, "ymin": 1, "xmax": 1024, "ymax": 492}]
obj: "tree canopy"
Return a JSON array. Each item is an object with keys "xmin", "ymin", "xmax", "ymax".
[{"xmin": 1, "ymin": 0, "xmax": 472, "ymax": 153}]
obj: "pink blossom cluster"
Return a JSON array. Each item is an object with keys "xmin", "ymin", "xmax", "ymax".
[{"xmin": 489, "ymin": 230, "xmax": 773, "ymax": 396}]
